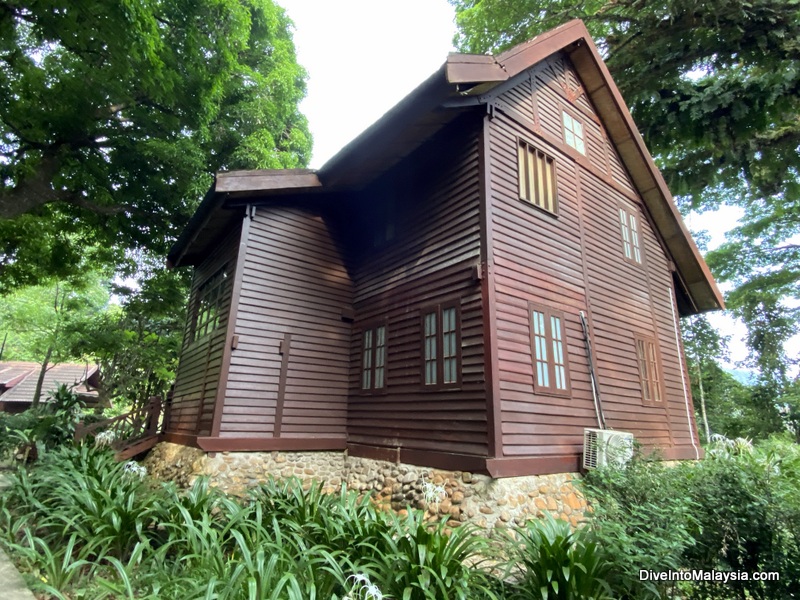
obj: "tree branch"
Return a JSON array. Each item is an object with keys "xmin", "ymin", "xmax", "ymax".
[{"xmin": 0, "ymin": 154, "xmax": 132, "ymax": 219}]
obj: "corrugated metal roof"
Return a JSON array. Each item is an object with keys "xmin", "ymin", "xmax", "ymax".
[{"xmin": 0, "ymin": 362, "xmax": 100, "ymax": 404}]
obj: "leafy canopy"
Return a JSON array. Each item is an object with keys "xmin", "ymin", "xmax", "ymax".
[{"xmin": 0, "ymin": 0, "xmax": 311, "ymax": 289}]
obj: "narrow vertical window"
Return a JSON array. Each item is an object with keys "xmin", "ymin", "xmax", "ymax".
[
  {"xmin": 531, "ymin": 310, "xmax": 550, "ymax": 388},
  {"xmin": 192, "ymin": 265, "xmax": 229, "ymax": 342},
  {"xmin": 374, "ymin": 325, "xmax": 386, "ymax": 389},
  {"xmin": 362, "ymin": 324, "xmax": 387, "ymax": 391},
  {"xmin": 620, "ymin": 208, "xmax": 633, "ymax": 260},
  {"xmin": 551, "ymin": 314, "xmax": 566, "ymax": 391},
  {"xmin": 518, "ymin": 141, "xmax": 558, "ymax": 213},
  {"xmin": 362, "ymin": 329, "xmax": 373, "ymax": 390},
  {"xmin": 562, "ymin": 111, "xmax": 585, "ymax": 155},
  {"xmin": 421, "ymin": 303, "xmax": 461, "ymax": 388},
  {"xmin": 442, "ymin": 307, "xmax": 457, "ymax": 384},
  {"xmin": 636, "ymin": 336, "xmax": 662, "ymax": 403},
  {"xmin": 619, "ymin": 204, "xmax": 643, "ymax": 265},
  {"xmin": 529, "ymin": 304, "xmax": 570, "ymax": 395},
  {"xmin": 630, "ymin": 213, "xmax": 642, "ymax": 263},
  {"xmin": 424, "ymin": 312, "xmax": 438, "ymax": 385}
]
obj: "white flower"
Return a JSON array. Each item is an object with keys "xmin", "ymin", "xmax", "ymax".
[
  {"xmin": 123, "ymin": 461, "xmax": 147, "ymax": 480},
  {"xmin": 347, "ymin": 573, "xmax": 385, "ymax": 600},
  {"xmin": 94, "ymin": 430, "xmax": 116, "ymax": 447},
  {"xmin": 422, "ymin": 481, "xmax": 446, "ymax": 505}
]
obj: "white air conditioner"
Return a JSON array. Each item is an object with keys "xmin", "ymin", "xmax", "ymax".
[{"xmin": 583, "ymin": 428, "xmax": 634, "ymax": 469}]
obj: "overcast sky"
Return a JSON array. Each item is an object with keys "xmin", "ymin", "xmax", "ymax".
[{"xmin": 279, "ymin": 0, "xmax": 457, "ymax": 168}]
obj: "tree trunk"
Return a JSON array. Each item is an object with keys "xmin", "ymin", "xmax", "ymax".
[
  {"xmin": 697, "ymin": 360, "xmax": 711, "ymax": 442},
  {"xmin": 32, "ymin": 345, "xmax": 54, "ymax": 408}
]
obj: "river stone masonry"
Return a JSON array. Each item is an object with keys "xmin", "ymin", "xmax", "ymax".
[{"xmin": 144, "ymin": 442, "xmax": 587, "ymax": 530}]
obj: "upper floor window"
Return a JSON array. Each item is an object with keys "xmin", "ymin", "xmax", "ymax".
[
  {"xmin": 619, "ymin": 204, "xmax": 642, "ymax": 264},
  {"xmin": 192, "ymin": 266, "xmax": 229, "ymax": 342},
  {"xmin": 529, "ymin": 303, "xmax": 570, "ymax": 395},
  {"xmin": 362, "ymin": 325, "xmax": 387, "ymax": 390},
  {"xmin": 635, "ymin": 336, "xmax": 662, "ymax": 403},
  {"xmin": 518, "ymin": 141, "xmax": 558, "ymax": 214},
  {"xmin": 562, "ymin": 111, "xmax": 585, "ymax": 155},
  {"xmin": 422, "ymin": 302, "xmax": 461, "ymax": 388}
]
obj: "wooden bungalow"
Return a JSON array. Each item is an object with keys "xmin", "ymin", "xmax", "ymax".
[{"xmin": 164, "ymin": 20, "xmax": 723, "ymax": 477}]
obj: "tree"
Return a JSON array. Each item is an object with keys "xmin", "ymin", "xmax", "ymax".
[
  {"xmin": 450, "ymin": 0, "xmax": 800, "ymax": 408},
  {"xmin": 0, "ymin": 0, "xmax": 311, "ymax": 290},
  {"xmin": 73, "ymin": 263, "xmax": 190, "ymax": 408},
  {"xmin": 0, "ymin": 273, "xmax": 110, "ymax": 405}
]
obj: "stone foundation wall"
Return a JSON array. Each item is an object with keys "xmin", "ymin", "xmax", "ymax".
[{"xmin": 143, "ymin": 443, "xmax": 587, "ymax": 530}]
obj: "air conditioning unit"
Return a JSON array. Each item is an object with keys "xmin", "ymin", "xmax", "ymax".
[{"xmin": 583, "ymin": 428, "xmax": 634, "ymax": 469}]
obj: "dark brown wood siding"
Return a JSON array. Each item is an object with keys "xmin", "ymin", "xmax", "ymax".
[
  {"xmin": 218, "ymin": 206, "xmax": 352, "ymax": 440},
  {"xmin": 487, "ymin": 53, "xmax": 700, "ymax": 466},
  {"xmin": 346, "ymin": 117, "xmax": 488, "ymax": 459},
  {"xmin": 168, "ymin": 226, "xmax": 241, "ymax": 438}
]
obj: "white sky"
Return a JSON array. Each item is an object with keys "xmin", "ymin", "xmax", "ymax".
[
  {"xmin": 278, "ymin": 1, "xmax": 791, "ymax": 375},
  {"xmin": 279, "ymin": 0, "xmax": 457, "ymax": 168}
]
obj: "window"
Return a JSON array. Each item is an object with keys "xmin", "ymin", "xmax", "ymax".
[
  {"xmin": 562, "ymin": 111, "xmax": 585, "ymax": 155},
  {"xmin": 362, "ymin": 325, "xmax": 387, "ymax": 391},
  {"xmin": 635, "ymin": 336, "xmax": 662, "ymax": 403},
  {"xmin": 518, "ymin": 141, "xmax": 558, "ymax": 213},
  {"xmin": 422, "ymin": 302, "xmax": 461, "ymax": 388},
  {"xmin": 618, "ymin": 204, "xmax": 642, "ymax": 264},
  {"xmin": 192, "ymin": 266, "xmax": 229, "ymax": 342},
  {"xmin": 528, "ymin": 304, "xmax": 570, "ymax": 395}
]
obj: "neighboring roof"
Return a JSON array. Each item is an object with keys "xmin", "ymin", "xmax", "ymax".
[
  {"xmin": 168, "ymin": 19, "xmax": 723, "ymax": 313},
  {"xmin": 0, "ymin": 362, "xmax": 101, "ymax": 404}
]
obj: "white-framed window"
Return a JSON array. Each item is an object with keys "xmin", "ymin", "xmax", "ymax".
[
  {"xmin": 619, "ymin": 204, "xmax": 643, "ymax": 264},
  {"xmin": 562, "ymin": 111, "xmax": 586, "ymax": 155}
]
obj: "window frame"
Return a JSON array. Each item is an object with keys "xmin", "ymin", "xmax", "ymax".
[
  {"xmin": 618, "ymin": 202, "xmax": 644, "ymax": 266},
  {"xmin": 420, "ymin": 301, "xmax": 462, "ymax": 390},
  {"xmin": 517, "ymin": 138, "xmax": 560, "ymax": 216},
  {"xmin": 360, "ymin": 321, "xmax": 388, "ymax": 393},
  {"xmin": 190, "ymin": 265, "xmax": 230, "ymax": 343},
  {"xmin": 561, "ymin": 110, "xmax": 586, "ymax": 155},
  {"xmin": 528, "ymin": 302, "xmax": 572, "ymax": 397},
  {"xmin": 635, "ymin": 335, "xmax": 663, "ymax": 405}
]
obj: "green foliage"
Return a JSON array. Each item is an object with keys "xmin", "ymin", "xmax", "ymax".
[
  {"xmin": 0, "ymin": 273, "xmax": 109, "ymax": 362},
  {"xmin": 682, "ymin": 437, "xmax": 800, "ymax": 599},
  {"xmin": 0, "ymin": 384, "xmax": 85, "ymax": 460},
  {"xmin": 0, "ymin": 0, "xmax": 311, "ymax": 288},
  {"xmin": 75, "ymin": 265, "xmax": 190, "ymax": 407},
  {"xmin": 583, "ymin": 457, "xmax": 699, "ymax": 599},
  {"xmin": 582, "ymin": 436, "xmax": 800, "ymax": 599},
  {"xmin": 501, "ymin": 513, "xmax": 612, "ymax": 600},
  {"xmin": 368, "ymin": 510, "xmax": 498, "ymax": 600}
]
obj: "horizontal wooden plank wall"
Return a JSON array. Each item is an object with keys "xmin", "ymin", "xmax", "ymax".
[
  {"xmin": 218, "ymin": 206, "xmax": 352, "ymax": 442},
  {"xmin": 168, "ymin": 226, "xmax": 241, "ymax": 439},
  {"xmin": 489, "ymin": 83, "xmax": 597, "ymax": 464},
  {"xmin": 487, "ymin": 52, "xmax": 699, "ymax": 468},
  {"xmin": 346, "ymin": 119, "xmax": 488, "ymax": 462}
]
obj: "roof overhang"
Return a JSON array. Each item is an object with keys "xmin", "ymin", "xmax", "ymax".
[{"xmin": 168, "ymin": 19, "xmax": 723, "ymax": 313}]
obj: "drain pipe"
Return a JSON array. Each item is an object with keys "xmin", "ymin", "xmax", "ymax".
[{"xmin": 580, "ymin": 311, "xmax": 607, "ymax": 430}]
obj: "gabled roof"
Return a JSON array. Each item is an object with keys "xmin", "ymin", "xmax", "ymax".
[
  {"xmin": 0, "ymin": 362, "xmax": 101, "ymax": 405},
  {"xmin": 168, "ymin": 19, "xmax": 723, "ymax": 314}
]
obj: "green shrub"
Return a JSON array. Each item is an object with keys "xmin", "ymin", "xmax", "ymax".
[
  {"xmin": 582, "ymin": 456, "xmax": 699, "ymax": 599},
  {"xmin": 502, "ymin": 513, "xmax": 612, "ymax": 600},
  {"xmin": 0, "ymin": 384, "xmax": 86, "ymax": 461},
  {"xmin": 368, "ymin": 510, "xmax": 498, "ymax": 600},
  {"xmin": 682, "ymin": 436, "xmax": 800, "ymax": 599}
]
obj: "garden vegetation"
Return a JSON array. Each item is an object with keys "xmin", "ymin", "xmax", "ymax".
[{"xmin": 1, "ymin": 430, "xmax": 799, "ymax": 599}]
